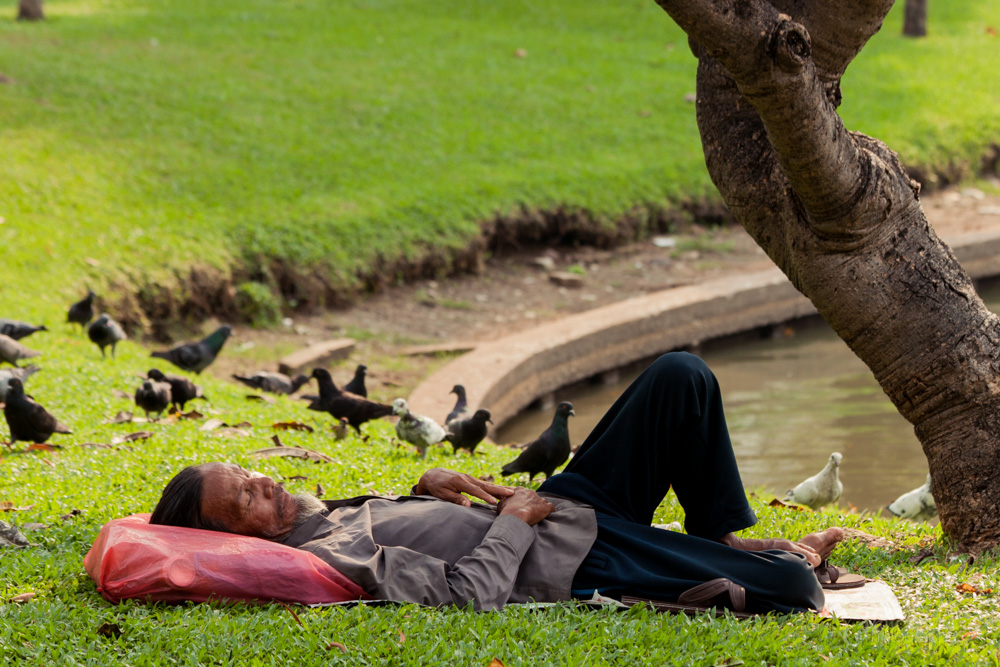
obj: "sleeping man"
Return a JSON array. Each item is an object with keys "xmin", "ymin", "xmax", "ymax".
[{"xmin": 150, "ymin": 352, "xmax": 849, "ymax": 613}]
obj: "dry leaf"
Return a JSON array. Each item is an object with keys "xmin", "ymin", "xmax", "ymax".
[
  {"xmin": 110, "ymin": 431, "xmax": 153, "ymax": 445},
  {"xmin": 112, "ymin": 390, "xmax": 131, "ymax": 400},
  {"xmin": 956, "ymin": 582, "xmax": 992, "ymax": 595},
  {"xmin": 247, "ymin": 393, "xmax": 276, "ymax": 404},
  {"xmin": 22, "ymin": 522, "xmax": 47, "ymax": 531},
  {"xmin": 962, "ymin": 631, "xmax": 980, "ymax": 640},
  {"xmin": 479, "ymin": 474, "xmax": 495, "ymax": 483},
  {"xmin": 105, "ymin": 411, "xmax": 135, "ymax": 424},
  {"xmin": 10, "ymin": 592, "xmax": 36, "ymax": 603},
  {"xmin": 84, "ymin": 257, "xmax": 101, "ymax": 267},
  {"xmin": 97, "ymin": 622, "xmax": 123, "ymax": 639},
  {"xmin": 213, "ymin": 427, "xmax": 252, "ymax": 438},
  {"xmin": 199, "ymin": 418, "xmax": 225, "ymax": 432},
  {"xmin": 271, "ymin": 434, "xmax": 285, "ymax": 447},
  {"xmin": 272, "ymin": 421, "xmax": 314, "ymax": 433},
  {"xmin": 80, "ymin": 442, "xmax": 112, "ymax": 449},
  {"xmin": 60, "ymin": 509, "xmax": 82, "ymax": 521},
  {"xmin": 489, "ymin": 659, "xmax": 507, "ymax": 667},
  {"xmin": 326, "ymin": 642, "xmax": 348, "ymax": 653},
  {"xmin": 397, "ymin": 629, "xmax": 406, "ymax": 644},
  {"xmin": 0, "ymin": 501, "xmax": 35, "ymax": 512},
  {"xmin": 41, "ymin": 457, "xmax": 56, "ymax": 468},
  {"xmin": 180, "ymin": 410, "xmax": 204, "ymax": 420},
  {"xmin": 768, "ymin": 498, "xmax": 808, "ymax": 511},
  {"xmin": 286, "ymin": 475, "xmax": 309, "ymax": 481},
  {"xmin": 249, "ymin": 447, "xmax": 332, "ymax": 463},
  {"xmin": 315, "ymin": 482, "xmax": 326, "ymax": 497},
  {"xmin": 26, "ymin": 443, "xmax": 58, "ymax": 452}
]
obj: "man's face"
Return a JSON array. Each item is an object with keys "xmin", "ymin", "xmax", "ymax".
[{"xmin": 198, "ymin": 463, "xmax": 298, "ymax": 539}]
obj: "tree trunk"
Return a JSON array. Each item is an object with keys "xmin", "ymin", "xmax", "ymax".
[
  {"xmin": 17, "ymin": 0, "xmax": 44, "ymax": 21},
  {"xmin": 653, "ymin": 0, "xmax": 1000, "ymax": 552},
  {"xmin": 903, "ymin": 0, "xmax": 928, "ymax": 37}
]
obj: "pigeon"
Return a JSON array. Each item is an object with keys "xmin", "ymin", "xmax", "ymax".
[
  {"xmin": 501, "ymin": 402, "xmax": 575, "ymax": 481},
  {"xmin": 150, "ymin": 325, "xmax": 232, "ymax": 374},
  {"xmin": 783, "ymin": 452, "xmax": 844, "ymax": 510},
  {"xmin": 0, "ymin": 334, "xmax": 41, "ymax": 367},
  {"xmin": 146, "ymin": 368, "xmax": 205, "ymax": 409},
  {"xmin": 445, "ymin": 384, "xmax": 469, "ymax": 425},
  {"xmin": 87, "ymin": 313, "xmax": 127, "ymax": 358},
  {"xmin": 3, "ymin": 378, "xmax": 71, "ymax": 445},
  {"xmin": 392, "ymin": 398, "xmax": 447, "ymax": 458},
  {"xmin": 0, "ymin": 365, "xmax": 40, "ymax": 403},
  {"xmin": 343, "ymin": 364, "xmax": 368, "ymax": 398},
  {"xmin": 444, "ymin": 408, "xmax": 492, "ymax": 454},
  {"xmin": 67, "ymin": 290, "xmax": 96, "ymax": 329},
  {"xmin": 0, "ymin": 319, "xmax": 48, "ymax": 341},
  {"xmin": 333, "ymin": 416, "xmax": 351, "ymax": 440},
  {"xmin": 232, "ymin": 371, "xmax": 310, "ymax": 395},
  {"xmin": 887, "ymin": 473, "xmax": 937, "ymax": 521},
  {"xmin": 308, "ymin": 368, "xmax": 393, "ymax": 432},
  {"xmin": 134, "ymin": 379, "xmax": 172, "ymax": 421}
]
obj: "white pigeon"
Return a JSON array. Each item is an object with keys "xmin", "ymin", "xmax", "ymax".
[
  {"xmin": 887, "ymin": 474, "xmax": 936, "ymax": 521},
  {"xmin": 783, "ymin": 452, "xmax": 843, "ymax": 510},
  {"xmin": 393, "ymin": 397, "xmax": 446, "ymax": 458},
  {"xmin": 0, "ymin": 334, "xmax": 41, "ymax": 367}
]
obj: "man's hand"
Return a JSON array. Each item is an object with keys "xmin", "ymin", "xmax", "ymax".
[
  {"xmin": 496, "ymin": 487, "xmax": 555, "ymax": 526},
  {"xmin": 415, "ymin": 468, "xmax": 515, "ymax": 507}
]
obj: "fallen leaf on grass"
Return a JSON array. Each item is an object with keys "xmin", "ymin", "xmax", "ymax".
[
  {"xmin": 105, "ymin": 411, "xmax": 143, "ymax": 425},
  {"xmin": 61, "ymin": 509, "xmax": 82, "ymax": 521},
  {"xmin": 285, "ymin": 475, "xmax": 309, "ymax": 481},
  {"xmin": 963, "ymin": 631, "xmax": 980, "ymax": 640},
  {"xmin": 250, "ymin": 447, "xmax": 332, "ymax": 463},
  {"xmin": 326, "ymin": 642, "xmax": 348, "ymax": 653},
  {"xmin": 909, "ymin": 548, "xmax": 935, "ymax": 565},
  {"xmin": 489, "ymin": 659, "xmax": 507, "ymax": 667},
  {"xmin": 0, "ymin": 520, "xmax": 30, "ymax": 546},
  {"xmin": 214, "ymin": 427, "xmax": 252, "ymax": 438},
  {"xmin": 97, "ymin": 623, "xmax": 123, "ymax": 639},
  {"xmin": 199, "ymin": 418, "xmax": 225, "ymax": 432},
  {"xmin": 397, "ymin": 629, "xmax": 405, "ymax": 645},
  {"xmin": 9, "ymin": 592, "xmax": 36, "ymax": 603},
  {"xmin": 956, "ymin": 583, "xmax": 993, "ymax": 595},
  {"xmin": 110, "ymin": 431, "xmax": 153, "ymax": 445},
  {"xmin": 271, "ymin": 434, "xmax": 285, "ymax": 447},
  {"xmin": 26, "ymin": 443, "xmax": 59, "ymax": 452},
  {"xmin": 80, "ymin": 442, "xmax": 112, "ymax": 449},
  {"xmin": 0, "ymin": 501, "xmax": 35, "ymax": 512},
  {"xmin": 315, "ymin": 482, "xmax": 326, "ymax": 497},
  {"xmin": 112, "ymin": 390, "xmax": 131, "ymax": 400},
  {"xmin": 247, "ymin": 393, "xmax": 276, "ymax": 404},
  {"xmin": 768, "ymin": 498, "xmax": 807, "ymax": 511},
  {"xmin": 179, "ymin": 410, "xmax": 204, "ymax": 420},
  {"xmin": 273, "ymin": 421, "xmax": 314, "ymax": 433},
  {"xmin": 22, "ymin": 522, "xmax": 47, "ymax": 531}
]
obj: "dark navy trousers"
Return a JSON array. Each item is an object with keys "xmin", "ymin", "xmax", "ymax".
[{"xmin": 539, "ymin": 352, "xmax": 823, "ymax": 613}]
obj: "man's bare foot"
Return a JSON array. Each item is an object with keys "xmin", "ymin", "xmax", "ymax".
[
  {"xmin": 797, "ymin": 527, "xmax": 845, "ymax": 561},
  {"xmin": 719, "ymin": 526, "xmax": 845, "ymax": 567}
]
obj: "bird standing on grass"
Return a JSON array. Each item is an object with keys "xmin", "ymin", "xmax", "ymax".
[
  {"xmin": 67, "ymin": 290, "xmax": 96, "ymax": 329},
  {"xmin": 444, "ymin": 408, "xmax": 492, "ymax": 455},
  {"xmin": 232, "ymin": 371, "xmax": 309, "ymax": 395},
  {"xmin": 783, "ymin": 452, "xmax": 844, "ymax": 510},
  {"xmin": 308, "ymin": 368, "xmax": 393, "ymax": 432},
  {"xmin": 445, "ymin": 384, "xmax": 469, "ymax": 425},
  {"xmin": 135, "ymin": 379, "xmax": 172, "ymax": 421},
  {"xmin": 887, "ymin": 474, "xmax": 936, "ymax": 521},
  {"xmin": 501, "ymin": 402, "xmax": 575, "ymax": 481},
  {"xmin": 0, "ymin": 319, "xmax": 47, "ymax": 341},
  {"xmin": 88, "ymin": 313, "xmax": 127, "ymax": 358},
  {"xmin": 146, "ymin": 369, "xmax": 205, "ymax": 410},
  {"xmin": 0, "ymin": 334, "xmax": 40, "ymax": 367},
  {"xmin": 0, "ymin": 366, "xmax": 40, "ymax": 403},
  {"xmin": 393, "ymin": 398, "xmax": 447, "ymax": 458},
  {"xmin": 343, "ymin": 364, "xmax": 368, "ymax": 398},
  {"xmin": 3, "ymin": 378, "xmax": 71, "ymax": 446},
  {"xmin": 151, "ymin": 325, "xmax": 232, "ymax": 374}
]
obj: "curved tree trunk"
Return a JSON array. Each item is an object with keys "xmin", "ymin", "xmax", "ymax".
[
  {"xmin": 653, "ymin": 0, "xmax": 1000, "ymax": 552},
  {"xmin": 903, "ymin": 0, "xmax": 928, "ymax": 37}
]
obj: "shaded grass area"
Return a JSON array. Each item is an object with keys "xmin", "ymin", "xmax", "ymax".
[
  {"xmin": 3, "ymin": 334, "xmax": 1000, "ymax": 665},
  {"xmin": 1, "ymin": 0, "xmax": 999, "ymax": 324}
]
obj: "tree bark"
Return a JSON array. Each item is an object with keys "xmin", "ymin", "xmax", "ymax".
[
  {"xmin": 17, "ymin": 0, "xmax": 44, "ymax": 21},
  {"xmin": 903, "ymin": 0, "xmax": 928, "ymax": 38},
  {"xmin": 654, "ymin": 0, "xmax": 1000, "ymax": 552}
]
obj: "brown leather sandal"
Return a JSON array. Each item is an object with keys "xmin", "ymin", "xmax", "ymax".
[
  {"xmin": 677, "ymin": 577, "xmax": 747, "ymax": 612},
  {"xmin": 815, "ymin": 560, "xmax": 865, "ymax": 590}
]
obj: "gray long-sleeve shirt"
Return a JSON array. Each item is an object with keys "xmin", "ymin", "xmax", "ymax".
[{"xmin": 279, "ymin": 493, "xmax": 598, "ymax": 611}]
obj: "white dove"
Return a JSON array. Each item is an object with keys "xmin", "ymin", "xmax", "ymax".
[
  {"xmin": 393, "ymin": 398, "xmax": 447, "ymax": 458},
  {"xmin": 783, "ymin": 452, "xmax": 843, "ymax": 510},
  {"xmin": 887, "ymin": 474, "xmax": 936, "ymax": 521}
]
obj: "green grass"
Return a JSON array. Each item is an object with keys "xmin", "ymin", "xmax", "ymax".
[
  {"xmin": 3, "ymin": 333, "xmax": 1000, "ymax": 665},
  {"xmin": 1, "ymin": 0, "xmax": 998, "ymax": 318}
]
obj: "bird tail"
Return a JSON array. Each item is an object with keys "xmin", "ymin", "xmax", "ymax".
[
  {"xmin": 232, "ymin": 374, "xmax": 253, "ymax": 387},
  {"xmin": 54, "ymin": 422, "xmax": 73, "ymax": 434},
  {"xmin": 500, "ymin": 462, "xmax": 518, "ymax": 476},
  {"xmin": 151, "ymin": 351, "xmax": 170, "ymax": 361}
]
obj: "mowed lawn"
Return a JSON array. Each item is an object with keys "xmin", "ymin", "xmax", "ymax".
[{"xmin": 1, "ymin": 0, "xmax": 999, "ymax": 325}]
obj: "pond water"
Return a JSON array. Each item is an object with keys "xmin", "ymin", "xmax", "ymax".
[{"xmin": 496, "ymin": 283, "xmax": 1000, "ymax": 513}]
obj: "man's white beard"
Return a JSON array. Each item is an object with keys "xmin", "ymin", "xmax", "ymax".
[{"xmin": 293, "ymin": 493, "xmax": 327, "ymax": 527}]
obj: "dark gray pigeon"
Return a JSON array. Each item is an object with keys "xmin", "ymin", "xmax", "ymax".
[
  {"xmin": 0, "ymin": 319, "xmax": 48, "ymax": 341},
  {"xmin": 134, "ymin": 379, "xmax": 172, "ymax": 421},
  {"xmin": 308, "ymin": 368, "xmax": 393, "ymax": 432},
  {"xmin": 0, "ymin": 334, "xmax": 40, "ymax": 367},
  {"xmin": 445, "ymin": 408, "xmax": 492, "ymax": 455},
  {"xmin": 232, "ymin": 371, "xmax": 309, "ymax": 395},
  {"xmin": 147, "ymin": 368, "xmax": 205, "ymax": 409},
  {"xmin": 393, "ymin": 398, "xmax": 447, "ymax": 458},
  {"xmin": 3, "ymin": 378, "xmax": 71, "ymax": 445},
  {"xmin": 88, "ymin": 313, "xmax": 127, "ymax": 358},
  {"xmin": 150, "ymin": 325, "xmax": 232, "ymax": 374},
  {"xmin": 445, "ymin": 384, "xmax": 469, "ymax": 425},
  {"xmin": 343, "ymin": 364, "xmax": 368, "ymax": 398},
  {"xmin": 0, "ymin": 365, "xmax": 40, "ymax": 403},
  {"xmin": 501, "ymin": 402, "xmax": 575, "ymax": 481},
  {"xmin": 67, "ymin": 290, "xmax": 96, "ymax": 329}
]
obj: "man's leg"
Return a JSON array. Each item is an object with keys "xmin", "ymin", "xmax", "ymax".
[{"xmin": 540, "ymin": 351, "xmax": 756, "ymax": 540}]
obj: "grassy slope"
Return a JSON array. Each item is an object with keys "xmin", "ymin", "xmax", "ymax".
[{"xmin": 2, "ymin": 0, "xmax": 999, "ymax": 322}]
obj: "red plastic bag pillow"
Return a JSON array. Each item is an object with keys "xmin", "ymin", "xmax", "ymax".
[{"xmin": 85, "ymin": 514, "xmax": 371, "ymax": 605}]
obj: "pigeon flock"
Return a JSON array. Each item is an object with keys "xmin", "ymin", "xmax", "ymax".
[{"xmin": 1, "ymin": 292, "xmax": 939, "ymax": 521}]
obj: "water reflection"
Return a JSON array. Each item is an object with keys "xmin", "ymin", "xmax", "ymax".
[{"xmin": 497, "ymin": 285, "xmax": 1000, "ymax": 513}]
